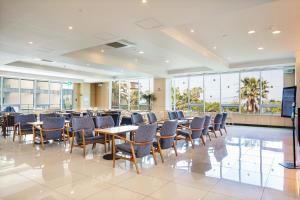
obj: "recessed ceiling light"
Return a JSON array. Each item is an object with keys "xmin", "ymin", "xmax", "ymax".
[
  {"xmin": 213, "ymin": 46, "xmax": 217, "ymax": 50},
  {"xmin": 142, "ymin": 0, "xmax": 147, "ymax": 3},
  {"xmin": 257, "ymin": 47, "xmax": 264, "ymax": 50},
  {"xmin": 139, "ymin": 51, "xmax": 144, "ymax": 54},
  {"xmin": 100, "ymin": 49, "xmax": 105, "ymax": 53},
  {"xmin": 68, "ymin": 26, "xmax": 73, "ymax": 30},
  {"xmin": 33, "ymin": 58, "xmax": 41, "ymax": 61},
  {"xmin": 28, "ymin": 41, "xmax": 33, "ymax": 45},
  {"xmin": 248, "ymin": 30, "xmax": 256, "ymax": 34},
  {"xmin": 190, "ymin": 29, "xmax": 195, "ymax": 33},
  {"xmin": 165, "ymin": 60, "xmax": 170, "ymax": 63},
  {"xmin": 272, "ymin": 30, "xmax": 281, "ymax": 35}
]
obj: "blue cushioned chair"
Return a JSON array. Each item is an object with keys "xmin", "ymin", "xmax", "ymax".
[
  {"xmin": 176, "ymin": 110, "xmax": 188, "ymax": 126},
  {"xmin": 113, "ymin": 123, "xmax": 157, "ymax": 174},
  {"xmin": 33, "ymin": 117, "xmax": 65, "ymax": 150},
  {"xmin": 209, "ymin": 113, "xmax": 223, "ymax": 137},
  {"xmin": 153, "ymin": 120, "xmax": 178, "ymax": 163},
  {"xmin": 40, "ymin": 113, "xmax": 60, "ymax": 121},
  {"xmin": 94, "ymin": 116, "xmax": 116, "ymax": 152},
  {"xmin": 13, "ymin": 114, "xmax": 37, "ymax": 142},
  {"xmin": 220, "ymin": 112, "xmax": 228, "ymax": 134},
  {"xmin": 202, "ymin": 115, "xmax": 212, "ymax": 141},
  {"xmin": 177, "ymin": 117, "xmax": 205, "ymax": 148},
  {"xmin": 70, "ymin": 117, "xmax": 106, "ymax": 157},
  {"xmin": 131, "ymin": 113, "xmax": 145, "ymax": 126},
  {"xmin": 168, "ymin": 111, "xmax": 178, "ymax": 120},
  {"xmin": 147, "ymin": 112, "xmax": 163, "ymax": 129}
]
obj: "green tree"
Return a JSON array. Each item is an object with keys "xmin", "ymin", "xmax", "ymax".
[{"xmin": 240, "ymin": 77, "xmax": 271, "ymax": 113}]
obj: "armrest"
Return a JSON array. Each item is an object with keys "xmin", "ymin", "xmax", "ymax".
[{"xmin": 114, "ymin": 134, "xmax": 133, "ymax": 143}]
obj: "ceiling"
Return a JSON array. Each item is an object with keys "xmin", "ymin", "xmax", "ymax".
[{"xmin": 0, "ymin": 0, "xmax": 299, "ymax": 82}]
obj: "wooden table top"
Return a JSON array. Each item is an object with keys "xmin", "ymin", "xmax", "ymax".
[{"xmin": 27, "ymin": 120, "xmax": 70, "ymax": 126}]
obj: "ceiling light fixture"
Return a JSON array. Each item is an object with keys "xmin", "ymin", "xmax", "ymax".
[
  {"xmin": 257, "ymin": 47, "xmax": 264, "ymax": 50},
  {"xmin": 272, "ymin": 30, "xmax": 281, "ymax": 35},
  {"xmin": 165, "ymin": 60, "xmax": 170, "ymax": 63},
  {"xmin": 142, "ymin": 0, "xmax": 147, "ymax": 3},
  {"xmin": 248, "ymin": 30, "xmax": 256, "ymax": 34},
  {"xmin": 68, "ymin": 26, "xmax": 73, "ymax": 30},
  {"xmin": 190, "ymin": 29, "xmax": 195, "ymax": 33},
  {"xmin": 213, "ymin": 46, "xmax": 217, "ymax": 50},
  {"xmin": 100, "ymin": 49, "xmax": 105, "ymax": 53},
  {"xmin": 28, "ymin": 41, "xmax": 33, "ymax": 45},
  {"xmin": 139, "ymin": 51, "xmax": 144, "ymax": 54}
]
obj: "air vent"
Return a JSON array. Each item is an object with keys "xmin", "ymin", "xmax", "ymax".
[
  {"xmin": 41, "ymin": 59, "xmax": 54, "ymax": 63},
  {"xmin": 105, "ymin": 39, "xmax": 135, "ymax": 48}
]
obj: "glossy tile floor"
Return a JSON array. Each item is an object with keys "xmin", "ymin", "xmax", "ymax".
[{"xmin": 0, "ymin": 125, "xmax": 300, "ymax": 200}]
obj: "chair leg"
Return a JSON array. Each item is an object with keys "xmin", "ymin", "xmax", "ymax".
[
  {"xmin": 32, "ymin": 128, "xmax": 36, "ymax": 147},
  {"xmin": 219, "ymin": 129, "xmax": 223, "ymax": 136},
  {"xmin": 224, "ymin": 127, "xmax": 228, "ymax": 134},
  {"xmin": 13, "ymin": 127, "xmax": 16, "ymax": 142},
  {"xmin": 151, "ymin": 146, "xmax": 158, "ymax": 165},
  {"xmin": 92, "ymin": 143, "xmax": 96, "ymax": 150},
  {"xmin": 173, "ymin": 141, "xmax": 178, "ymax": 156},
  {"xmin": 130, "ymin": 145, "xmax": 140, "ymax": 174},
  {"xmin": 18, "ymin": 130, "xmax": 22, "ymax": 142},
  {"xmin": 40, "ymin": 134, "xmax": 45, "ymax": 150},
  {"xmin": 188, "ymin": 135, "xmax": 194, "ymax": 149},
  {"xmin": 200, "ymin": 135, "xmax": 206, "ymax": 146},
  {"xmin": 112, "ymin": 138, "xmax": 116, "ymax": 168},
  {"xmin": 157, "ymin": 144, "xmax": 164, "ymax": 163},
  {"xmin": 82, "ymin": 144, "xmax": 86, "ymax": 157},
  {"xmin": 207, "ymin": 133, "xmax": 212, "ymax": 141},
  {"xmin": 70, "ymin": 136, "xmax": 74, "ymax": 153},
  {"xmin": 213, "ymin": 129, "xmax": 217, "ymax": 138}
]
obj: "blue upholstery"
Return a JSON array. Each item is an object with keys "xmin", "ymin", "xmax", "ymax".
[
  {"xmin": 39, "ymin": 117, "xmax": 64, "ymax": 140},
  {"xmin": 94, "ymin": 116, "xmax": 115, "ymax": 128},
  {"xmin": 40, "ymin": 113, "xmax": 60, "ymax": 122},
  {"xmin": 15, "ymin": 114, "xmax": 37, "ymax": 131},
  {"xmin": 202, "ymin": 115, "xmax": 211, "ymax": 135},
  {"xmin": 210, "ymin": 113, "xmax": 223, "ymax": 130},
  {"xmin": 168, "ymin": 111, "xmax": 178, "ymax": 120},
  {"xmin": 176, "ymin": 111, "xmax": 185, "ymax": 120},
  {"xmin": 102, "ymin": 112, "xmax": 121, "ymax": 126},
  {"xmin": 131, "ymin": 113, "xmax": 144, "ymax": 126},
  {"xmin": 71, "ymin": 117, "xmax": 99, "ymax": 142},
  {"xmin": 177, "ymin": 117, "xmax": 205, "ymax": 139},
  {"xmin": 147, "ymin": 112, "xmax": 157, "ymax": 124},
  {"xmin": 220, "ymin": 112, "xmax": 228, "ymax": 128},
  {"xmin": 116, "ymin": 123, "xmax": 157, "ymax": 158},
  {"xmin": 154, "ymin": 120, "xmax": 178, "ymax": 149}
]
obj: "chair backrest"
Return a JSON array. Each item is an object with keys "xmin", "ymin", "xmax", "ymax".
[
  {"xmin": 40, "ymin": 113, "xmax": 60, "ymax": 121},
  {"xmin": 147, "ymin": 112, "xmax": 157, "ymax": 124},
  {"xmin": 102, "ymin": 112, "xmax": 120, "ymax": 126},
  {"xmin": 168, "ymin": 111, "xmax": 178, "ymax": 120},
  {"xmin": 134, "ymin": 123, "xmax": 157, "ymax": 158},
  {"xmin": 71, "ymin": 117, "xmax": 95, "ymax": 139},
  {"xmin": 71, "ymin": 112, "xmax": 81, "ymax": 118},
  {"xmin": 15, "ymin": 114, "xmax": 36, "ymax": 130},
  {"xmin": 221, "ymin": 112, "xmax": 228, "ymax": 128},
  {"xmin": 131, "ymin": 113, "xmax": 144, "ymax": 125},
  {"xmin": 176, "ymin": 111, "xmax": 185, "ymax": 120},
  {"xmin": 159, "ymin": 120, "xmax": 178, "ymax": 149},
  {"xmin": 213, "ymin": 113, "xmax": 223, "ymax": 130},
  {"xmin": 94, "ymin": 116, "xmax": 115, "ymax": 128},
  {"xmin": 190, "ymin": 117, "xmax": 205, "ymax": 139},
  {"xmin": 43, "ymin": 117, "xmax": 65, "ymax": 140},
  {"xmin": 202, "ymin": 115, "xmax": 211, "ymax": 135}
]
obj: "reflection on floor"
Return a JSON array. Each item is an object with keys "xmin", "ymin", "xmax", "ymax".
[{"xmin": 0, "ymin": 125, "xmax": 299, "ymax": 200}]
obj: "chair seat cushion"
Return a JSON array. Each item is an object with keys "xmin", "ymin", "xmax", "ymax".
[
  {"xmin": 177, "ymin": 129, "xmax": 191, "ymax": 136},
  {"xmin": 77, "ymin": 135, "xmax": 105, "ymax": 144},
  {"xmin": 116, "ymin": 143, "xmax": 137, "ymax": 155}
]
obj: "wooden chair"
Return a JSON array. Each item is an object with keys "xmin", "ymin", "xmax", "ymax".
[
  {"xmin": 209, "ymin": 113, "xmax": 223, "ymax": 137},
  {"xmin": 13, "ymin": 114, "xmax": 36, "ymax": 142}
]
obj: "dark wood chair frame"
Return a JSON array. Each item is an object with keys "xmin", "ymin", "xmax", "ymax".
[
  {"xmin": 154, "ymin": 133, "xmax": 178, "ymax": 163},
  {"xmin": 32, "ymin": 127, "xmax": 65, "ymax": 150},
  {"xmin": 176, "ymin": 127, "xmax": 205, "ymax": 148}
]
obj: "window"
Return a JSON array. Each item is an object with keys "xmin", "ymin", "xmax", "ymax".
[
  {"xmin": 139, "ymin": 79, "xmax": 152, "ymax": 110},
  {"xmin": 36, "ymin": 81, "xmax": 49, "ymax": 109},
  {"xmin": 173, "ymin": 77, "xmax": 189, "ymax": 110},
  {"xmin": 240, "ymin": 71, "xmax": 261, "ymax": 114},
  {"xmin": 20, "ymin": 79, "xmax": 34, "ymax": 110},
  {"xmin": 204, "ymin": 74, "xmax": 220, "ymax": 112},
  {"xmin": 49, "ymin": 82, "xmax": 61, "ymax": 109},
  {"xmin": 3, "ymin": 78, "xmax": 19, "ymax": 106},
  {"xmin": 111, "ymin": 81, "xmax": 120, "ymax": 109},
  {"xmin": 189, "ymin": 76, "xmax": 204, "ymax": 112},
  {"xmin": 129, "ymin": 80, "xmax": 139, "ymax": 110},
  {"xmin": 62, "ymin": 83, "xmax": 73, "ymax": 110},
  {"xmin": 221, "ymin": 73, "xmax": 239, "ymax": 112},
  {"xmin": 120, "ymin": 81, "xmax": 129, "ymax": 110},
  {"xmin": 261, "ymin": 70, "xmax": 283, "ymax": 114}
]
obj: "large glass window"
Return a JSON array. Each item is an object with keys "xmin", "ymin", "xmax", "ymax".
[
  {"xmin": 204, "ymin": 74, "xmax": 220, "ymax": 112},
  {"xmin": 240, "ymin": 71, "xmax": 261, "ymax": 114},
  {"xmin": 221, "ymin": 73, "xmax": 239, "ymax": 112},
  {"xmin": 261, "ymin": 70, "xmax": 283, "ymax": 114},
  {"xmin": 49, "ymin": 82, "xmax": 61, "ymax": 109},
  {"xmin": 139, "ymin": 79, "xmax": 152, "ymax": 110},
  {"xmin": 20, "ymin": 79, "xmax": 34, "ymax": 110},
  {"xmin": 189, "ymin": 76, "xmax": 204, "ymax": 112},
  {"xmin": 62, "ymin": 83, "xmax": 73, "ymax": 110},
  {"xmin": 129, "ymin": 80, "xmax": 139, "ymax": 110},
  {"xmin": 36, "ymin": 80, "xmax": 49, "ymax": 109},
  {"xmin": 173, "ymin": 77, "xmax": 189, "ymax": 110},
  {"xmin": 120, "ymin": 81, "xmax": 129, "ymax": 110},
  {"xmin": 111, "ymin": 81, "xmax": 119, "ymax": 109},
  {"xmin": 3, "ymin": 78, "xmax": 19, "ymax": 107}
]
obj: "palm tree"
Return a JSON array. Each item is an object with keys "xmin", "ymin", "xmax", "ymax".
[{"xmin": 240, "ymin": 77, "xmax": 271, "ymax": 113}]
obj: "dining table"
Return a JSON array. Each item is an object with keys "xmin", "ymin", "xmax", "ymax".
[{"xmin": 94, "ymin": 125, "xmax": 139, "ymax": 160}]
